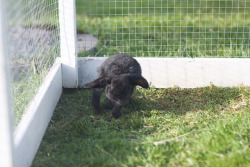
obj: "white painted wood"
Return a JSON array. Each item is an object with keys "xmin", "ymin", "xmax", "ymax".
[
  {"xmin": 139, "ymin": 58, "xmax": 250, "ymax": 88},
  {"xmin": 0, "ymin": 0, "xmax": 14, "ymax": 166},
  {"xmin": 14, "ymin": 59, "xmax": 62, "ymax": 167},
  {"xmin": 59, "ymin": 0, "xmax": 78, "ymax": 88},
  {"xmin": 78, "ymin": 57, "xmax": 107, "ymax": 87},
  {"xmin": 78, "ymin": 57, "xmax": 250, "ymax": 88}
]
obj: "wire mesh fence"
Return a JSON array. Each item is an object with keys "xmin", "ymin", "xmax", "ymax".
[
  {"xmin": 76, "ymin": 0, "xmax": 250, "ymax": 58},
  {"xmin": 5, "ymin": 0, "xmax": 60, "ymax": 124},
  {"xmin": 3, "ymin": 0, "xmax": 250, "ymax": 125}
]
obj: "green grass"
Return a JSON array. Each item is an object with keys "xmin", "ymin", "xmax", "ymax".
[
  {"xmin": 77, "ymin": 14, "xmax": 250, "ymax": 57},
  {"xmin": 12, "ymin": 48, "xmax": 58, "ymax": 125},
  {"xmin": 32, "ymin": 86, "xmax": 250, "ymax": 167},
  {"xmin": 7, "ymin": 0, "xmax": 60, "ymax": 124},
  {"xmin": 76, "ymin": 0, "xmax": 250, "ymax": 57},
  {"xmin": 9, "ymin": 1, "xmax": 250, "ymax": 165},
  {"xmin": 13, "ymin": 74, "xmax": 42, "ymax": 124}
]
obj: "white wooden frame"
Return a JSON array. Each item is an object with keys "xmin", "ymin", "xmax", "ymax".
[
  {"xmin": 59, "ymin": 0, "xmax": 78, "ymax": 88},
  {"xmin": 13, "ymin": 59, "xmax": 62, "ymax": 167},
  {"xmin": 0, "ymin": 0, "xmax": 78, "ymax": 166},
  {"xmin": 0, "ymin": 0, "xmax": 14, "ymax": 166},
  {"xmin": 78, "ymin": 57, "xmax": 250, "ymax": 88}
]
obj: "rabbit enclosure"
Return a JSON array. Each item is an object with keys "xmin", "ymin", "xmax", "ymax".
[{"xmin": 0, "ymin": 0, "xmax": 250, "ymax": 167}]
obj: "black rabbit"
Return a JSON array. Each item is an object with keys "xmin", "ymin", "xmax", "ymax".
[{"xmin": 84, "ymin": 54, "xmax": 149, "ymax": 118}]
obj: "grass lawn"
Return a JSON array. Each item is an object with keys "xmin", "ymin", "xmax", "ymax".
[
  {"xmin": 32, "ymin": 86, "xmax": 250, "ymax": 167},
  {"xmin": 13, "ymin": 0, "xmax": 250, "ymax": 123},
  {"xmin": 15, "ymin": 1, "xmax": 249, "ymax": 166}
]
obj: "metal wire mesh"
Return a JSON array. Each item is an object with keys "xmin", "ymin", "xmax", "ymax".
[
  {"xmin": 4, "ymin": 0, "xmax": 60, "ymax": 124},
  {"xmin": 76, "ymin": 0, "xmax": 250, "ymax": 58}
]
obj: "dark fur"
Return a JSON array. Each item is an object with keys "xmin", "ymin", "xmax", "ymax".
[{"xmin": 84, "ymin": 54, "xmax": 149, "ymax": 118}]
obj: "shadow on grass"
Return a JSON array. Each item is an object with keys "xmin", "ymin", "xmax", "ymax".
[
  {"xmin": 128, "ymin": 86, "xmax": 241, "ymax": 116},
  {"xmin": 32, "ymin": 86, "xmax": 245, "ymax": 167}
]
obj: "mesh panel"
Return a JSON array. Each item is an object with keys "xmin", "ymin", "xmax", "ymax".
[
  {"xmin": 5, "ymin": 0, "xmax": 60, "ymax": 124},
  {"xmin": 76, "ymin": 0, "xmax": 250, "ymax": 58}
]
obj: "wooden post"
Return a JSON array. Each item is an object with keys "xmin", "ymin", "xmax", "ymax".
[
  {"xmin": 0, "ymin": 0, "xmax": 14, "ymax": 166},
  {"xmin": 59, "ymin": 0, "xmax": 78, "ymax": 88}
]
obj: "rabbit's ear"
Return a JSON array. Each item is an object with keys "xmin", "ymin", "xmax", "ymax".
[
  {"xmin": 128, "ymin": 75, "xmax": 149, "ymax": 88},
  {"xmin": 84, "ymin": 77, "xmax": 111, "ymax": 88}
]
